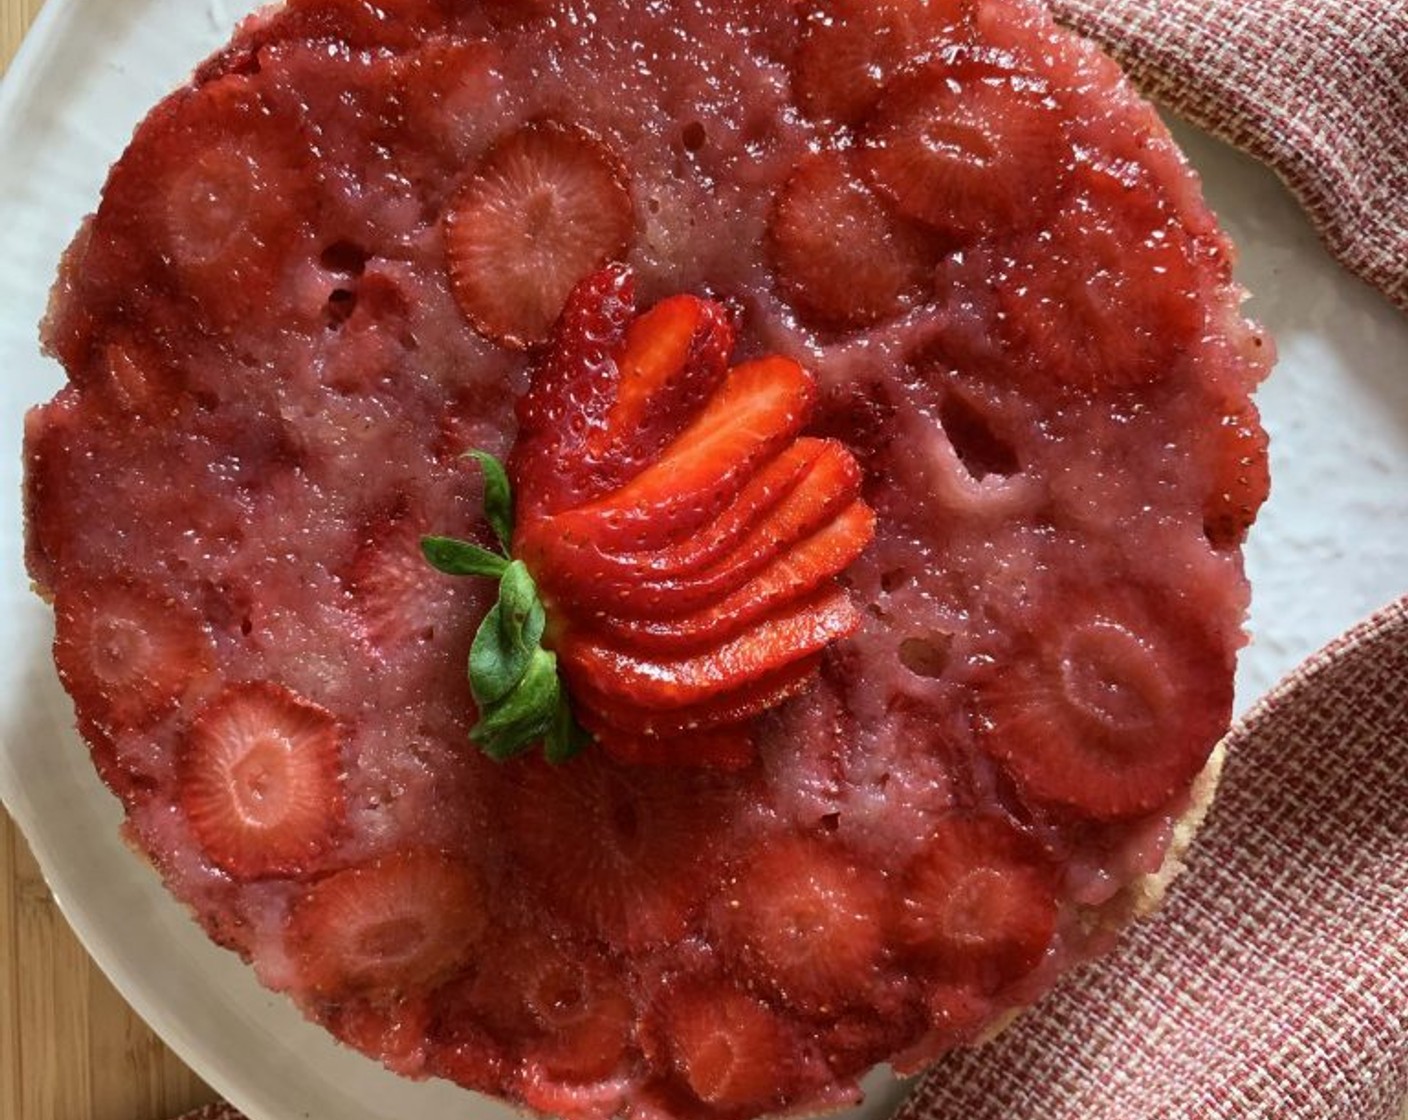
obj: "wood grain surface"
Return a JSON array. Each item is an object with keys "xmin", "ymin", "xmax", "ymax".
[{"xmin": 2, "ymin": 9, "xmax": 219, "ymax": 1120}]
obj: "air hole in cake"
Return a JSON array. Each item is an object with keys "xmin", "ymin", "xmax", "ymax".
[
  {"xmin": 820, "ymin": 812, "xmax": 840, "ymax": 833},
  {"xmin": 325, "ymin": 288, "xmax": 358, "ymax": 328},
  {"xmin": 320, "ymin": 240, "xmax": 370, "ymax": 276},
  {"xmin": 937, "ymin": 394, "xmax": 1019, "ymax": 480},
  {"xmin": 881, "ymin": 568, "xmax": 909, "ymax": 593},
  {"xmin": 681, "ymin": 121, "xmax": 708, "ymax": 151},
  {"xmin": 899, "ymin": 633, "xmax": 952, "ymax": 679}
]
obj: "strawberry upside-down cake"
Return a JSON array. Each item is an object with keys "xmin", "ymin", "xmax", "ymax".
[{"xmin": 23, "ymin": 0, "xmax": 1271, "ymax": 1116}]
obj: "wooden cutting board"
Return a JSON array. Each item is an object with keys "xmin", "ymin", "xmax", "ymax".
[{"xmin": 1, "ymin": 10, "xmax": 217, "ymax": 1120}]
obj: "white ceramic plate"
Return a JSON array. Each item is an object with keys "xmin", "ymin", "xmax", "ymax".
[{"xmin": 2, "ymin": 3, "xmax": 1406, "ymax": 1118}]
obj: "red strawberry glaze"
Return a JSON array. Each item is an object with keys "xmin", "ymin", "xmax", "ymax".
[{"xmin": 25, "ymin": 0, "xmax": 1272, "ymax": 1116}]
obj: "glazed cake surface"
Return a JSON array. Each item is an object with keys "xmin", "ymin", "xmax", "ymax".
[{"xmin": 24, "ymin": 0, "xmax": 1271, "ymax": 1117}]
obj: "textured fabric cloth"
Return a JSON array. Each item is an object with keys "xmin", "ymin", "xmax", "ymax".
[
  {"xmin": 902, "ymin": 594, "xmax": 1408, "ymax": 1120},
  {"xmin": 1051, "ymin": 0, "xmax": 1408, "ymax": 312}
]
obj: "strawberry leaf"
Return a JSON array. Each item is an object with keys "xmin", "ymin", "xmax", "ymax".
[
  {"xmin": 425, "ymin": 453, "xmax": 595, "ymax": 763},
  {"xmin": 469, "ymin": 562, "xmax": 547, "ymax": 706},
  {"xmin": 498, "ymin": 560, "xmax": 546, "ymax": 649},
  {"xmin": 467, "ymin": 450, "xmax": 515, "ymax": 555},
  {"xmin": 468, "ymin": 604, "xmax": 516, "ymax": 705},
  {"xmin": 472, "ymin": 647, "xmax": 561, "ymax": 760},
  {"xmin": 421, "ymin": 535, "xmax": 510, "ymax": 578}
]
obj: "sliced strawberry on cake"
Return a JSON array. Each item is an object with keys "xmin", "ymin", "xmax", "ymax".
[
  {"xmin": 767, "ymin": 150, "xmax": 938, "ymax": 330},
  {"xmin": 451, "ymin": 927, "xmax": 637, "ymax": 1087},
  {"xmin": 714, "ymin": 833, "xmax": 889, "ymax": 1013},
  {"xmin": 286, "ymin": 847, "xmax": 487, "ymax": 1001},
  {"xmin": 178, "ymin": 681, "xmax": 345, "ymax": 879},
  {"xmin": 973, "ymin": 583, "xmax": 1233, "ymax": 820},
  {"xmin": 651, "ymin": 981, "xmax": 805, "ymax": 1114},
  {"xmin": 53, "ymin": 577, "xmax": 215, "ymax": 739},
  {"xmin": 860, "ymin": 49, "xmax": 1070, "ymax": 239},
  {"xmin": 491, "ymin": 752, "xmax": 736, "ymax": 948},
  {"xmin": 444, "ymin": 121, "xmax": 635, "ymax": 349},
  {"xmin": 895, "ymin": 815, "xmax": 1059, "ymax": 993},
  {"xmin": 52, "ymin": 576, "xmax": 216, "ymax": 799},
  {"xmin": 792, "ymin": 0, "xmax": 970, "ymax": 125}
]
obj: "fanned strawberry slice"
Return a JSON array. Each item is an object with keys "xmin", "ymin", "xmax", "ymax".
[
  {"xmin": 595, "ymin": 294, "xmax": 735, "ymax": 474},
  {"xmin": 560, "ymin": 587, "xmax": 859, "ymax": 712},
  {"xmin": 179, "ymin": 681, "xmax": 345, "ymax": 879},
  {"xmin": 511, "ymin": 274, "xmax": 736, "ymax": 521},
  {"xmin": 286, "ymin": 848, "xmax": 487, "ymax": 1000},
  {"xmin": 974, "ymin": 585, "xmax": 1232, "ymax": 819},
  {"xmin": 54, "ymin": 576, "xmax": 215, "ymax": 739},
  {"xmin": 444, "ymin": 120, "xmax": 634, "ymax": 349},
  {"xmin": 595, "ymin": 439, "xmax": 824, "ymax": 581},
  {"xmin": 896, "ymin": 815, "xmax": 1057, "ymax": 993},
  {"xmin": 576, "ymin": 655, "xmax": 823, "ymax": 739},
  {"xmin": 529, "ymin": 438, "xmax": 862, "ymax": 620},
  {"xmin": 861, "ymin": 53, "xmax": 1067, "ymax": 238},
  {"xmin": 575, "ymin": 656, "xmax": 825, "ymax": 771},
  {"xmin": 589, "ymin": 502, "xmax": 876, "ymax": 652},
  {"xmin": 493, "ymin": 752, "xmax": 734, "ymax": 948},
  {"xmin": 504, "ymin": 266, "xmax": 874, "ymax": 766},
  {"xmin": 768, "ymin": 150, "xmax": 936, "ymax": 331},
  {"xmin": 521, "ymin": 437, "xmax": 850, "ymax": 614},
  {"xmin": 714, "ymin": 834, "xmax": 887, "ymax": 1012},
  {"xmin": 545, "ymin": 355, "xmax": 818, "ymax": 553},
  {"xmin": 511, "ymin": 263, "xmax": 636, "ymax": 519}
]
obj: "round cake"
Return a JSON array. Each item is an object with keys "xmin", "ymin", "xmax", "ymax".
[{"xmin": 24, "ymin": 0, "xmax": 1272, "ymax": 1117}]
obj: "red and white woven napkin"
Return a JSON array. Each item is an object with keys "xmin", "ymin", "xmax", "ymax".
[{"xmin": 169, "ymin": 3, "xmax": 1408, "ymax": 1119}]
